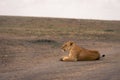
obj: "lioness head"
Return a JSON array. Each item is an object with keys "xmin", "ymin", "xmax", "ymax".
[{"xmin": 61, "ymin": 41, "xmax": 74, "ymax": 51}]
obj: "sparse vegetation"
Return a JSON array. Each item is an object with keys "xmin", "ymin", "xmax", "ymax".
[{"xmin": 0, "ymin": 16, "xmax": 120, "ymax": 41}]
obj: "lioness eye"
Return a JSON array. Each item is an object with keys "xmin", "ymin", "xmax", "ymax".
[{"xmin": 64, "ymin": 45, "xmax": 67, "ymax": 47}]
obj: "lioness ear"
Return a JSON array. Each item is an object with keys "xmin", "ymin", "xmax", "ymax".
[{"xmin": 70, "ymin": 41, "xmax": 74, "ymax": 46}]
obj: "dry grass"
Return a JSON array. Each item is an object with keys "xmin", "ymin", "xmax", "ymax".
[{"xmin": 0, "ymin": 16, "xmax": 120, "ymax": 41}]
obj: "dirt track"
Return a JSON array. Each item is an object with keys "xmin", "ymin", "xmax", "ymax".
[{"xmin": 0, "ymin": 36, "xmax": 120, "ymax": 80}]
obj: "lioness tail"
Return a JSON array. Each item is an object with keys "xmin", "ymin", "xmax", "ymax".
[{"xmin": 102, "ymin": 54, "xmax": 105, "ymax": 57}]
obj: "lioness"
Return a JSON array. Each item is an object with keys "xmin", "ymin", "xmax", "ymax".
[{"xmin": 60, "ymin": 41, "xmax": 105, "ymax": 61}]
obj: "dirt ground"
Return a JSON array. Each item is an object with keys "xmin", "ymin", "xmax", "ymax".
[
  {"xmin": 0, "ymin": 35, "xmax": 119, "ymax": 80},
  {"xmin": 0, "ymin": 16, "xmax": 120, "ymax": 80}
]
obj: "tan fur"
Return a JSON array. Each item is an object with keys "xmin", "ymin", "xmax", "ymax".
[{"xmin": 60, "ymin": 41, "xmax": 101, "ymax": 61}]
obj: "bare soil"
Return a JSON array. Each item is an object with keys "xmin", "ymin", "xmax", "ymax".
[{"xmin": 0, "ymin": 16, "xmax": 120, "ymax": 80}]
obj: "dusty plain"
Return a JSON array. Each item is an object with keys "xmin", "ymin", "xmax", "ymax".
[{"xmin": 0, "ymin": 16, "xmax": 120, "ymax": 80}]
